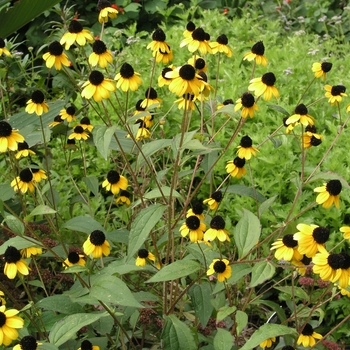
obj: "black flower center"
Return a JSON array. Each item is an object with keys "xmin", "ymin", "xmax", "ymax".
[
  {"xmin": 195, "ymin": 58, "xmax": 206, "ymax": 70},
  {"xmin": 136, "ymin": 119, "xmax": 147, "ymax": 128},
  {"xmin": 134, "ymin": 100, "xmax": 145, "ymax": 111},
  {"xmin": 74, "ymin": 126, "xmax": 84, "ymax": 134},
  {"xmin": 241, "ymin": 92, "xmax": 255, "ymax": 108},
  {"xmin": 161, "ymin": 67, "xmax": 173, "ymax": 80},
  {"xmin": 312, "ymin": 226, "xmax": 330, "ymax": 244},
  {"xmin": 97, "ymin": 0, "xmax": 111, "ymax": 10},
  {"xmin": 90, "ymin": 230, "xmax": 106, "ymax": 246},
  {"xmin": 68, "ymin": 20, "xmax": 83, "ymax": 33},
  {"xmin": 80, "ymin": 340, "xmax": 93, "ymax": 350},
  {"xmin": 4, "ymin": 246, "xmax": 21, "ymax": 263},
  {"xmin": 305, "ymin": 125, "xmax": 316, "ymax": 133},
  {"xmin": 192, "ymin": 28, "xmax": 206, "ymax": 41},
  {"xmin": 301, "ymin": 323, "xmax": 314, "ymax": 336},
  {"xmin": 300, "ymin": 255, "xmax": 312, "ymax": 265},
  {"xmin": 233, "ymin": 157, "xmax": 245, "ymax": 168},
  {"xmin": 107, "ymin": 170, "xmax": 120, "ymax": 184},
  {"xmin": 20, "ymin": 335, "xmax": 38, "ymax": 350},
  {"xmin": 186, "ymin": 21, "xmax": 195, "ymax": 31},
  {"xmin": 92, "ymin": 40, "xmax": 107, "ymax": 54},
  {"xmin": 120, "ymin": 63, "xmax": 135, "ymax": 79},
  {"xmin": 89, "ymin": 71, "xmax": 104, "ymax": 86},
  {"xmin": 295, "ymin": 104, "xmax": 308, "ymax": 115},
  {"xmin": 48, "ymin": 41, "xmax": 63, "ymax": 56},
  {"xmin": 328, "ymin": 253, "xmax": 345, "ymax": 270},
  {"xmin": 0, "ymin": 121, "xmax": 12, "ymax": 137},
  {"xmin": 198, "ymin": 72, "xmax": 207, "ymax": 82},
  {"xmin": 213, "ymin": 260, "xmax": 226, "ymax": 273},
  {"xmin": 18, "ymin": 141, "xmax": 29, "ymax": 151},
  {"xmin": 339, "ymin": 252, "xmax": 350, "ymax": 269},
  {"xmin": 120, "ymin": 190, "xmax": 130, "ymax": 198},
  {"xmin": 223, "ymin": 99, "xmax": 233, "ymax": 105},
  {"xmin": 211, "ymin": 190, "xmax": 222, "ymax": 202},
  {"xmin": 0, "ymin": 312, "xmax": 6, "ymax": 328},
  {"xmin": 145, "ymin": 87, "xmax": 157, "ymax": 99},
  {"xmin": 210, "ymin": 215, "xmax": 225, "ymax": 230},
  {"xmin": 240, "ymin": 135, "xmax": 253, "ymax": 148},
  {"xmin": 186, "ymin": 216, "xmax": 200, "ymax": 230},
  {"xmin": 310, "ymin": 136, "xmax": 322, "ymax": 147},
  {"xmin": 331, "ymin": 85, "xmax": 346, "ymax": 96},
  {"xmin": 192, "ymin": 203, "xmax": 203, "ymax": 215},
  {"xmin": 80, "ymin": 117, "xmax": 91, "ymax": 125},
  {"xmin": 216, "ymin": 34, "xmax": 228, "ymax": 45},
  {"xmin": 321, "ymin": 62, "xmax": 332, "ymax": 73},
  {"xmin": 152, "ymin": 28, "xmax": 166, "ymax": 42},
  {"xmin": 30, "ymin": 167, "xmax": 39, "ymax": 174},
  {"xmin": 179, "ymin": 65, "xmax": 196, "ymax": 80},
  {"xmin": 19, "ymin": 168, "xmax": 33, "ymax": 182},
  {"xmin": 251, "ymin": 41, "xmax": 265, "ymax": 55},
  {"xmin": 205, "ymin": 33, "xmax": 210, "ymax": 41},
  {"xmin": 66, "ymin": 106, "xmax": 76, "ymax": 116},
  {"xmin": 68, "ymin": 251, "xmax": 80, "ymax": 264},
  {"xmin": 281, "ymin": 346, "xmax": 295, "ymax": 350},
  {"xmin": 326, "ymin": 180, "xmax": 342, "ymax": 196},
  {"xmin": 282, "ymin": 234, "xmax": 298, "ymax": 248},
  {"xmin": 67, "ymin": 139, "xmax": 76, "ymax": 145},
  {"xmin": 31, "ymin": 90, "xmax": 45, "ymax": 104},
  {"xmin": 0, "ymin": 38, "xmax": 4, "ymax": 48},
  {"xmin": 261, "ymin": 72, "xmax": 276, "ymax": 86},
  {"xmin": 138, "ymin": 249, "xmax": 149, "ymax": 259},
  {"xmin": 183, "ymin": 93, "xmax": 195, "ymax": 101}
]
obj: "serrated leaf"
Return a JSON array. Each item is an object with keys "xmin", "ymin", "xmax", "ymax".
[
  {"xmin": 63, "ymin": 216, "xmax": 104, "ymax": 234},
  {"xmin": 236, "ymin": 310, "xmax": 248, "ymax": 336},
  {"xmin": 2, "ymin": 215, "xmax": 24, "ymax": 235},
  {"xmin": 25, "ymin": 205, "xmax": 56, "ymax": 221},
  {"xmin": 249, "ymin": 261, "xmax": 275, "ymax": 288},
  {"xmin": 83, "ymin": 176, "xmax": 99, "ymax": 197},
  {"xmin": 127, "ymin": 204, "xmax": 166, "ymax": 261},
  {"xmin": 217, "ymin": 305, "xmax": 236, "ymax": 322},
  {"xmin": 92, "ymin": 125, "xmax": 117, "ymax": 160},
  {"xmin": 162, "ymin": 315, "xmax": 197, "ymax": 350},
  {"xmin": 0, "ymin": 236, "xmax": 41, "ymax": 255},
  {"xmin": 147, "ymin": 260, "xmax": 201, "ymax": 283},
  {"xmin": 188, "ymin": 283, "xmax": 213, "ymax": 327},
  {"xmin": 213, "ymin": 328, "xmax": 233, "ymax": 350},
  {"xmin": 234, "ymin": 209, "xmax": 261, "ymax": 258}
]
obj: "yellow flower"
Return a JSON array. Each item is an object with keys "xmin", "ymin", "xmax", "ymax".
[
  {"xmin": 136, "ymin": 249, "xmax": 156, "ymax": 266},
  {"xmin": 60, "ymin": 20, "xmax": 93, "ymax": 50},
  {"xmin": 303, "ymin": 131, "xmax": 322, "ymax": 148},
  {"xmin": 88, "ymin": 40, "xmax": 113, "ymax": 68},
  {"xmin": 158, "ymin": 66, "xmax": 174, "ymax": 87},
  {"xmin": 297, "ymin": 324, "xmax": 322, "ymax": 347},
  {"xmin": 15, "ymin": 141, "xmax": 35, "ymax": 159},
  {"xmin": 77, "ymin": 117, "xmax": 94, "ymax": 132},
  {"xmin": 115, "ymin": 63, "xmax": 142, "ymax": 92},
  {"xmin": 175, "ymin": 94, "xmax": 196, "ymax": 110},
  {"xmin": 141, "ymin": 87, "xmax": 162, "ymax": 109},
  {"xmin": 210, "ymin": 34, "xmax": 232, "ymax": 57},
  {"xmin": 63, "ymin": 251, "xmax": 86, "ymax": 269},
  {"xmin": 21, "ymin": 246, "xmax": 42, "ymax": 258},
  {"xmin": 42, "ymin": 41, "xmax": 70, "ymax": 70},
  {"xmin": 270, "ymin": 234, "xmax": 302, "ymax": 261},
  {"xmin": 314, "ymin": 180, "xmax": 342, "ymax": 209},
  {"xmin": 78, "ymin": 339, "xmax": 100, "ymax": 350},
  {"xmin": 59, "ymin": 106, "xmax": 76, "ymax": 123},
  {"xmin": 102, "ymin": 170, "xmax": 128, "ymax": 195},
  {"xmin": 243, "ymin": 41, "xmax": 268, "ymax": 66},
  {"xmin": 4, "ymin": 246, "xmax": 29, "ymax": 279},
  {"xmin": 259, "ymin": 337, "xmax": 276, "ymax": 348},
  {"xmin": 234, "ymin": 92, "xmax": 258, "ymax": 118},
  {"xmin": 204, "ymin": 215, "xmax": 230, "ymax": 242},
  {"xmin": 236, "ymin": 135, "xmax": 259, "ymax": 160},
  {"xmin": 11, "ymin": 168, "xmax": 36, "ymax": 194},
  {"xmin": 324, "ymin": 84, "xmax": 347, "ymax": 105},
  {"xmin": 13, "ymin": 335, "xmax": 41, "ymax": 350},
  {"xmin": 147, "ymin": 28, "xmax": 172, "ymax": 57},
  {"xmin": 180, "ymin": 27, "xmax": 212, "ymax": 54},
  {"xmin": 340, "ymin": 226, "xmax": 350, "ymax": 241},
  {"xmin": 68, "ymin": 126, "xmax": 90, "ymax": 141},
  {"xmin": 0, "ymin": 121, "xmax": 25, "ymax": 153},
  {"xmin": 0, "ymin": 38, "xmax": 11, "ymax": 57},
  {"xmin": 0, "ymin": 291, "xmax": 6, "ymax": 306},
  {"xmin": 312, "ymin": 61, "xmax": 332, "ymax": 80},
  {"xmin": 183, "ymin": 21, "xmax": 196, "ymax": 38},
  {"xmin": 248, "ymin": 73, "xmax": 279, "ymax": 101},
  {"xmin": 291, "ymin": 255, "xmax": 312, "ymax": 276},
  {"xmin": 180, "ymin": 216, "xmax": 206, "ymax": 242},
  {"xmin": 25, "ymin": 90, "xmax": 49, "ymax": 116},
  {"xmin": 83, "ymin": 230, "xmax": 110, "ymax": 258},
  {"xmin": 97, "ymin": 0, "xmax": 118, "ymax": 23},
  {"xmin": 226, "ymin": 157, "xmax": 246, "ymax": 179},
  {"xmin": 81, "ymin": 70, "xmax": 115, "ymax": 102},
  {"xmin": 207, "ymin": 259, "xmax": 231, "ymax": 282},
  {"xmin": 115, "ymin": 190, "xmax": 131, "ymax": 206},
  {"xmin": 203, "ymin": 191, "xmax": 222, "ymax": 211},
  {"xmin": 285, "ymin": 104, "xmax": 315, "ymax": 126},
  {"xmin": 186, "ymin": 203, "xmax": 205, "ymax": 221},
  {"xmin": 31, "ymin": 168, "xmax": 47, "ymax": 183},
  {"xmin": 187, "ymin": 56, "xmax": 207, "ymax": 73},
  {"xmin": 0, "ymin": 305, "xmax": 24, "ymax": 346}
]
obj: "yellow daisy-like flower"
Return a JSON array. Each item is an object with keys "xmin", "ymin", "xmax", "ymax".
[
  {"xmin": 68, "ymin": 126, "xmax": 89, "ymax": 141},
  {"xmin": 297, "ymin": 324, "xmax": 322, "ymax": 348},
  {"xmin": 312, "ymin": 62, "xmax": 332, "ymax": 80},
  {"xmin": 175, "ymin": 94, "xmax": 196, "ymax": 111},
  {"xmin": 115, "ymin": 63, "xmax": 142, "ymax": 92},
  {"xmin": 292, "ymin": 255, "xmax": 312, "ymax": 276},
  {"xmin": 243, "ymin": 41, "xmax": 268, "ymax": 66},
  {"xmin": 183, "ymin": 21, "xmax": 196, "ymax": 38},
  {"xmin": 203, "ymin": 190, "xmax": 222, "ymax": 211},
  {"xmin": 285, "ymin": 104, "xmax": 315, "ymax": 126},
  {"xmin": 78, "ymin": 339, "xmax": 100, "ymax": 350},
  {"xmin": 0, "ymin": 304, "xmax": 24, "ymax": 346},
  {"xmin": 314, "ymin": 179, "xmax": 342, "ymax": 209},
  {"xmin": 324, "ymin": 84, "xmax": 347, "ymax": 106},
  {"xmin": 186, "ymin": 203, "xmax": 205, "ymax": 221},
  {"xmin": 59, "ymin": 106, "xmax": 76, "ymax": 123},
  {"xmin": 0, "ymin": 38, "xmax": 11, "ymax": 57},
  {"xmin": 155, "ymin": 47, "xmax": 173, "ymax": 64},
  {"xmin": 128, "ymin": 124, "xmax": 151, "ymax": 141},
  {"xmin": 270, "ymin": 234, "xmax": 302, "ymax": 261},
  {"xmin": 248, "ymin": 72, "xmax": 279, "ymax": 101},
  {"xmin": 97, "ymin": 0, "xmax": 118, "ymax": 23},
  {"xmin": 48, "ymin": 115, "xmax": 63, "ymax": 127},
  {"xmin": 303, "ymin": 131, "xmax": 322, "ymax": 148},
  {"xmin": 165, "ymin": 64, "xmax": 205, "ymax": 97},
  {"xmin": 259, "ymin": 337, "xmax": 276, "ymax": 348},
  {"xmin": 0, "ymin": 291, "xmax": 5, "ymax": 306},
  {"xmin": 15, "ymin": 141, "xmax": 35, "ymax": 159},
  {"xmin": 42, "ymin": 41, "xmax": 70, "ymax": 70},
  {"xmin": 4, "ymin": 246, "xmax": 29, "ymax": 279},
  {"xmin": 293, "ymin": 223, "xmax": 330, "ymax": 258},
  {"xmin": 180, "ymin": 216, "xmax": 206, "ymax": 242},
  {"xmin": 0, "ymin": 121, "xmax": 25, "ymax": 153},
  {"xmin": 30, "ymin": 167, "xmax": 47, "ymax": 183},
  {"xmin": 25, "ymin": 90, "xmax": 49, "ymax": 116},
  {"xmin": 236, "ymin": 135, "xmax": 258, "ymax": 160},
  {"xmin": 89, "ymin": 40, "xmax": 113, "ymax": 68},
  {"xmin": 81, "ymin": 70, "xmax": 115, "ymax": 102},
  {"xmin": 21, "ymin": 246, "xmax": 42, "ymax": 258},
  {"xmin": 102, "ymin": 170, "xmax": 128, "ymax": 195},
  {"xmin": 147, "ymin": 28, "xmax": 171, "ymax": 55},
  {"xmin": 207, "ymin": 258, "xmax": 231, "ymax": 282},
  {"xmin": 77, "ymin": 117, "xmax": 94, "ymax": 132},
  {"xmin": 13, "ymin": 335, "xmax": 42, "ymax": 350},
  {"xmin": 83, "ymin": 230, "xmax": 110, "ymax": 258},
  {"xmin": 180, "ymin": 27, "xmax": 212, "ymax": 54},
  {"xmin": 226, "ymin": 157, "xmax": 246, "ymax": 179},
  {"xmin": 63, "ymin": 251, "xmax": 86, "ymax": 269},
  {"xmin": 210, "ymin": 34, "xmax": 232, "ymax": 57},
  {"xmin": 11, "ymin": 168, "xmax": 36, "ymax": 194},
  {"xmin": 187, "ymin": 56, "xmax": 207, "ymax": 73},
  {"xmin": 204, "ymin": 215, "xmax": 230, "ymax": 242},
  {"xmin": 141, "ymin": 87, "xmax": 162, "ymax": 109},
  {"xmin": 217, "ymin": 98, "xmax": 234, "ymax": 117},
  {"xmin": 158, "ymin": 66, "xmax": 174, "ymax": 87},
  {"xmin": 136, "ymin": 249, "xmax": 156, "ymax": 266},
  {"xmin": 234, "ymin": 92, "xmax": 258, "ymax": 118},
  {"xmin": 115, "ymin": 190, "xmax": 131, "ymax": 206},
  {"xmin": 340, "ymin": 226, "xmax": 350, "ymax": 241},
  {"xmin": 60, "ymin": 19, "xmax": 93, "ymax": 50}
]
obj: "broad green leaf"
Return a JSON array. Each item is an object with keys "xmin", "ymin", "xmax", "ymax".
[
  {"xmin": 274, "ymin": 286, "xmax": 309, "ymax": 301},
  {"xmin": 267, "ymin": 104, "xmax": 290, "ymax": 116},
  {"xmin": 226, "ymin": 184, "xmax": 266, "ymax": 202},
  {"xmin": 92, "ymin": 125, "xmax": 117, "ymax": 160},
  {"xmin": 63, "ymin": 216, "xmax": 104, "ymax": 234},
  {"xmin": 188, "ymin": 283, "xmax": 213, "ymax": 327},
  {"xmin": 214, "ymin": 104, "xmax": 234, "ymax": 117},
  {"xmin": 90, "ymin": 274, "xmax": 143, "ymax": 308},
  {"xmin": 104, "ymin": 258, "xmax": 153, "ymax": 276},
  {"xmin": 0, "ymin": 183, "xmax": 14, "ymax": 201},
  {"xmin": 234, "ymin": 209, "xmax": 261, "ymax": 258},
  {"xmin": 136, "ymin": 139, "xmax": 172, "ymax": 170},
  {"xmin": 213, "ymin": 328, "xmax": 233, "ymax": 350},
  {"xmin": 83, "ymin": 176, "xmax": 99, "ymax": 197},
  {"xmin": 127, "ymin": 204, "xmax": 166, "ymax": 261},
  {"xmin": 162, "ymin": 314, "xmax": 197, "ymax": 350},
  {"xmin": 240, "ymin": 324, "xmax": 297, "ymax": 350},
  {"xmin": 24, "ymin": 205, "xmax": 56, "ymax": 221},
  {"xmin": 249, "ymin": 261, "xmax": 275, "ymax": 288},
  {"xmin": 0, "ymin": 236, "xmax": 41, "ymax": 255},
  {"xmin": 141, "ymin": 187, "xmax": 182, "ymax": 201},
  {"xmin": 147, "ymin": 260, "xmax": 201, "ymax": 283},
  {"xmin": 2, "ymin": 215, "xmax": 24, "ymax": 235},
  {"xmin": 36, "ymin": 295, "xmax": 84, "ymax": 314},
  {"xmin": 217, "ymin": 305, "xmax": 236, "ymax": 322},
  {"xmin": 49, "ymin": 312, "xmax": 104, "ymax": 346},
  {"xmin": 235, "ymin": 310, "xmax": 248, "ymax": 336},
  {"xmin": 123, "ymin": 2, "xmax": 141, "ymax": 12},
  {"xmin": 108, "ymin": 129, "xmax": 134, "ymax": 154},
  {"xmin": 254, "ymin": 300, "xmax": 287, "ymax": 324},
  {"xmin": 258, "ymin": 195, "xmax": 277, "ymax": 216},
  {"xmin": 37, "ymin": 344, "xmax": 60, "ymax": 350},
  {"xmin": 307, "ymin": 171, "xmax": 350, "ymax": 188}
]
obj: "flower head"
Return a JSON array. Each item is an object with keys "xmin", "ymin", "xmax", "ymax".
[
  {"xmin": 210, "ymin": 34, "xmax": 232, "ymax": 57},
  {"xmin": 183, "ymin": 21, "xmax": 196, "ymax": 38},
  {"xmin": 147, "ymin": 28, "xmax": 171, "ymax": 54},
  {"xmin": 186, "ymin": 202, "xmax": 205, "ymax": 221},
  {"xmin": 226, "ymin": 157, "xmax": 246, "ymax": 178},
  {"xmin": 89, "ymin": 40, "xmax": 113, "ymax": 68},
  {"xmin": 77, "ymin": 117, "xmax": 94, "ymax": 132},
  {"xmin": 21, "ymin": 246, "xmax": 42, "ymax": 258},
  {"xmin": 175, "ymin": 93, "xmax": 196, "ymax": 110},
  {"xmin": 187, "ymin": 56, "xmax": 207, "ymax": 73},
  {"xmin": 0, "ymin": 305, "xmax": 24, "ymax": 346},
  {"xmin": 141, "ymin": 87, "xmax": 162, "ymax": 108},
  {"xmin": 180, "ymin": 215, "xmax": 206, "ymax": 242},
  {"xmin": 15, "ymin": 141, "xmax": 35, "ymax": 159},
  {"xmin": 248, "ymin": 72, "xmax": 279, "ymax": 101},
  {"xmin": 234, "ymin": 92, "xmax": 258, "ymax": 118},
  {"xmin": 297, "ymin": 324, "xmax": 322, "ymax": 347},
  {"xmin": 83, "ymin": 230, "xmax": 110, "ymax": 258},
  {"xmin": 81, "ymin": 70, "xmax": 115, "ymax": 102},
  {"xmin": 13, "ymin": 335, "xmax": 41, "ymax": 350},
  {"xmin": 0, "ymin": 38, "xmax": 11, "ymax": 57},
  {"xmin": 314, "ymin": 179, "xmax": 342, "ymax": 209},
  {"xmin": 243, "ymin": 41, "xmax": 267, "ymax": 66},
  {"xmin": 286, "ymin": 104, "xmax": 315, "ymax": 126},
  {"xmin": 42, "ymin": 41, "xmax": 69, "ymax": 70},
  {"xmin": 63, "ymin": 251, "xmax": 86, "ymax": 269},
  {"xmin": 25, "ymin": 90, "xmax": 49, "ymax": 116},
  {"xmin": 312, "ymin": 62, "xmax": 332, "ymax": 80},
  {"xmin": 11, "ymin": 168, "xmax": 35, "ymax": 193},
  {"xmin": 59, "ymin": 106, "xmax": 76, "ymax": 123},
  {"xmin": 180, "ymin": 27, "xmax": 212, "ymax": 54},
  {"xmin": 97, "ymin": 0, "xmax": 118, "ymax": 23},
  {"xmin": 236, "ymin": 136, "xmax": 258, "ymax": 160},
  {"xmin": 60, "ymin": 19, "xmax": 93, "ymax": 50},
  {"xmin": 259, "ymin": 337, "xmax": 276, "ymax": 348},
  {"xmin": 207, "ymin": 259, "xmax": 231, "ymax": 282},
  {"xmin": 204, "ymin": 215, "xmax": 230, "ymax": 242},
  {"xmin": 115, "ymin": 63, "xmax": 142, "ymax": 92},
  {"xmin": 340, "ymin": 226, "xmax": 350, "ymax": 241},
  {"xmin": 78, "ymin": 339, "xmax": 100, "ymax": 350},
  {"xmin": 102, "ymin": 170, "xmax": 128, "ymax": 195},
  {"xmin": 158, "ymin": 66, "xmax": 174, "ymax": 87},
  {"xmin": 203, "ymin": 190, "xmax": 222, "ymax": 210},
  {"xmin": 324, "ymin": 84, "xmax": 347, "ymax": 105},
  {"xmin": 136, "ymin": 249, "xmax": 156, "ymax": 266},
  {"xmin": 115, "ymin": 190, "xmax": 131, "ymax": 206},
  {"xmin": 4, "ymin": 246, "xmax": 29, "ymax": 279},
  {"xmin": 30, "ymin": 166, "xmax": 47, "ymax": 183},
  {"xmin": 0, "ymin": 291, "xmax": 5, "ymax": 306},
  {"xmin": 0, "ymin": 121, "xmax": 25, "ymax": 153},
  {"xmin": 68, "ymin": 125, "xmax": 90, "ymax": 141},
  {"xmin": 303, "ymin": 130, "xmax": 322, "ymax": 148},
  {"xmin": 271, "ymin": 234, "xmax": 301, "ymax": 261}
]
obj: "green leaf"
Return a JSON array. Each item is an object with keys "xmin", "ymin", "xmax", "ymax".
[
  {"xmin": 240, "ymin": 324, "xmax": 297, "ymax": 350},
  {"xmin": 217, "ymin": 305, "xmax": 236, "ymax": 322},
  {"xmin": 107, "ymin": 129, "xmax": 134, "ymax": 154},
  {"xmin": 2, "ymin": 215, "xmax": 24, "ymax": 235},
  {"xmin": 0, "ymin": 0, "xmax": 63, "ymax": 38},
  {"xmin": 162, "ymin": 315, "xmax": 197, "ymax": 350},
  {"xmin": 147, "ymin": 260, "xmax": 201, "ymax": 283},
  {"xmin": 63, "ymin": 216, "xmax": 104, "ymax": 234},
  {"xmin": 24, "ymin": 205, "xmax": 56, "ymax": 221},
  {"xmin": 258, "ymin": 195, "xmax": 277, "ymax": 216},
  {"xmin": 249, "ymin": 261, "xmax": 275, "ymax": 288},
  {"xmin": 92, "ymin": 125, "xmax": 117, "ymax": 160},
  {"xmin": 136, "ymin": 139, "xmax": 172, "ymax": 170},
  {"xmin": 0, "ymin": 183, "xmax": 14, "ymax": 201},
  {"xmin": 267, "ymin": 104, "xmax": 290, "ymax": 116},
  {"xmin": 234, "ymin": 209, "xmax": 261, "ymax": 258},
  {"xmin": 90, "ymin": 274, "xmax": 143, "ymax": 308},
  {"xmin": 188, "ymin": 283, "xmax": 213, "ymax": 327},
  {"xmin": 49, "ymin": 312, "xmax": 105, "ymax": 347},
  {"xmin": 213, "ymin": 328, "xmax": 233, "ymax": 350},
  {"xmin": 124, "ymin": 2, "xmax": 141, "ymax": 12},
  {"xmin": 127, "ymin": 204, "xmax": 166, "ymax": 261},
  {"xmin": 83, "ymin": 176, "xmax": 99, "ymax": 197},
  {"xmin": 104, "ymin": 258, "xmax": 154, "ymax": 276},
  {"xmin": 226, "ymin": 184, "xmax": 266, "ymax": 202},
  {"xmin": 36, "ymin": 295, "xmax": 84, "ymax": 314},
  {"xmin": 307, "ymin": 171, "xmax": 350, "ymax": 188},
  {"xmin": 0, "ymin": 236, "xmax": 41, "ymax": 255},
  {"xmin": 274, "ymin": 286, "xmax": 309, "ymax": 301},
  {"xmin": 235, "ymin": 310, "xmax": 248, "ymax": 336}
]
